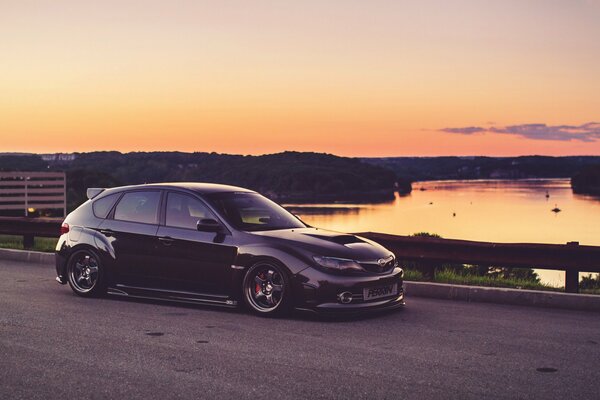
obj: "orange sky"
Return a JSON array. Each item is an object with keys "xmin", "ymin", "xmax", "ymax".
[{"xmin": 1, "ymin": 1, "xmax": 600, "ymax": 156}]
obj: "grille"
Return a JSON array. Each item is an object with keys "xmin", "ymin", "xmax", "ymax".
[{"xmin": 359, "ymin": 255, "xmax": 397, "ymax": 274}]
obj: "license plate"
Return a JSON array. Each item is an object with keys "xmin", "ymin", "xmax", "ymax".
[{"xmin": 364, "ymin": 283, "xmax": 397, "ymax": 300}]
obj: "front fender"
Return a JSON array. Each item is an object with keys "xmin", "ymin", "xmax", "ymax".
[{"xmin": 235, "ymin": 243, "xmax": 313, "ymax": 276}]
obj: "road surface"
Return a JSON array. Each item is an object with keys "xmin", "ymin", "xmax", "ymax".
[{"xmin": 1, "ymin": 259, "xmax": 599, "ymax": 399}]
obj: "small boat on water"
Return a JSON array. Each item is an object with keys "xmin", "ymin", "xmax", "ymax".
[{"xmin": 551, "ymin": 204, "xmax": 561, "ymax": 213}]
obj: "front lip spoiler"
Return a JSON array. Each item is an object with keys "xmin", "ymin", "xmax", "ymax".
[{"xmin": 295, "ymin": 294, "xmax": 405, "ymax": 317}]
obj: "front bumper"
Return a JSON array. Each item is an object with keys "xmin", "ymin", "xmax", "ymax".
[{"xmin": 293, "ymin": 266, "xmax": 405, "ymax": 315}]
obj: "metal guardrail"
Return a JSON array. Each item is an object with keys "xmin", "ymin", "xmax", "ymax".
[
  {"xmin": 0, "ymin": 216, "xmax": 62, "ymax": 249},
  {"xmin": 359, "ymin": 232, "xmax": 600, "ymax": 293},
  {"xmin": 0, "ymin": 172, "xmax": 66, "ymax": 217},
  {"xmin": 0, "ymin": 217, "xmax": 597, "ymax": 293}
]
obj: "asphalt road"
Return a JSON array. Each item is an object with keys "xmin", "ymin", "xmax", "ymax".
[{"xmin": 1, "ymin": 259, "xmax": 599, "ymax": 400}]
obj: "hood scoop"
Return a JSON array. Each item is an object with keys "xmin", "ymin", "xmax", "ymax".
[{"xmin": 304, "ymin": 234, "xmax": 365, "ymax": 246}]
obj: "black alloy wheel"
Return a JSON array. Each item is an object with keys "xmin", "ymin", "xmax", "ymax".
[
  {"xmin": 243, "ymin": 262, "xmax": 291, "ymax": 316},
  {"xmin": 67, "ymin": 249, "xmax": 106, "ymax": 297}
]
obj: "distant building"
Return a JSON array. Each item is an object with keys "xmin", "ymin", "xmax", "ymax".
[{"xmin": 40, "ymin": 153, "xmax": 77, "ymax": 162}]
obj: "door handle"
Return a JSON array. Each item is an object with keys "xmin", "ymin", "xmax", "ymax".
[
  {"xmin": 158, "ymin": 236, "xmax": 175, "ymax": 246},
  {"xmin": 99, "ymin": 229, "xmax": 114, "ymax": 237}
]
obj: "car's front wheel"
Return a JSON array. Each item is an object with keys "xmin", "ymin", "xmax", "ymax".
[
  {"xmin": 243, "ymin": 261, "xmax": 291, "ymax": 316},
  {"xmin": 67, "ymin": 249, "xmax": 106, "ymax": 297}
]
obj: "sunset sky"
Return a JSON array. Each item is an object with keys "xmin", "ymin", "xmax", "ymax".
[{"xmin": 1, "ymin": 0, "xmax": 599, "ymax": 156}]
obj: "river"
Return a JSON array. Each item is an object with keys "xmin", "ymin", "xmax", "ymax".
[{"xmin": 285, "ymin": 179, "xmax": 600, "ymax": 287}]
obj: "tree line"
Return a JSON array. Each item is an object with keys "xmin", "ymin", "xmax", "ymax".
[{"xmin": 0, "ymin": 152, "xmax": 405, "ymax": 212}]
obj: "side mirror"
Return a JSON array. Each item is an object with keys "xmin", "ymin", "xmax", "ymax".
[{"xmin": 196, "ymin": 218, "xmax": 223, "ymax": 232}]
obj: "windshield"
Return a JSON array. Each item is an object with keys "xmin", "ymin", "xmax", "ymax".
[{"xmin": 206, "ymin": 192, "xmax": 306, "ymax": 232}]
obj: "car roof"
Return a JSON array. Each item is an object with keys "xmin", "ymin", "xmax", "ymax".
[{"xmin": 104, "ymin": 182, "xmax": 255, "ymax": 195}]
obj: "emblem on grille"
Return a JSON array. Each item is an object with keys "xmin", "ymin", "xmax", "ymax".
[{"xmin": 377, "ymin": 255, "xmax": 394, "ymax": 268}]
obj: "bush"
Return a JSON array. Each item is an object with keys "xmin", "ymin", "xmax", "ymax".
[{"xmin": 580, "ymin": 274, "xmax": 600, "ymax": 290}]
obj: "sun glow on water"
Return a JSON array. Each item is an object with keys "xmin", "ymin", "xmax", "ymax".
[{"xmin": 289, "ymin": 179, "xmax": 600, "ymax": 286}]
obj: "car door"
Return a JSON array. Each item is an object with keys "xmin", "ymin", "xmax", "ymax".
[
  {"xmin": 97, "ymin": 190, "xmax": 162, "ymax": 287},
  {"xmin": 154, "ymin": 191, "xmax": 238, "ymax": 295}
]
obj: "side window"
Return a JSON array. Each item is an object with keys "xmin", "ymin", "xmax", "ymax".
[
  {"xmin": 92, "ymin": 193, "xmax": 120, "ymax": 219},
  {"xmin": 113, "ymin": 191, "xmax": 161, "ymax": 224},
  {"xmin": 166, "ymin": 192, "xmax": 215, "ymax": 230}
]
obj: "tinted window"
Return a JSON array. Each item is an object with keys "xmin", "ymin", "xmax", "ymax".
[
  {"xmin": 92, "ymin": 193, "xmax": 121, "ymax": 219},
  {"xmin": 113, "ymin": 191, "xmax": 161, "ymax": 224},
  {"xmin": 166, "ymin": 192, "xmax": 216, "ymax": 230},
  {"xmin": 206, "ymin": 192, "xmax": 305, "ymax": 231}
]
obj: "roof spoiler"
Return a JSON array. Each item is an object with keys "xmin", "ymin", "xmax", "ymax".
[{"xmin": 86, "ymin": 188, "xmax": 105, "ymax": 200}]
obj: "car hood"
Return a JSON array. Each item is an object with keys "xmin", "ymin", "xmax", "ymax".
[{"xmin": 250, "ymin": 227, "xmax": 392, "ymax": 261}]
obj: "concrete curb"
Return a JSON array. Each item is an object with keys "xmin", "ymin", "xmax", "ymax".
[
  {"xmin": 404, "ymin": 281, "xmax": 600, "ymax": 312},
  {"xmin": 0, "ymin": 248, "xmax": 54, "ymax": 265},
  {"xmin": 1, "ymin": 249, "xmax": 598, "ymax": 312}
]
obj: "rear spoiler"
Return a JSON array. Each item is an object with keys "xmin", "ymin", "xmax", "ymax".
[{"xmin": 86, "ymin": 188, "xmax": 105, "ymax": 200}]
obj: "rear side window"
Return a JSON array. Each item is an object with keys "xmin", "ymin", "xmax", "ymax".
[
  {"xmin": 92, "ymin": 193, "xmax": 120, "ymax": 219},
  {"xmin": 113, "ymin": 191, "xmax": 161, "ymax": 224},
  {"xmin": 166, "ymin": 192, "xmax": 216, "ymax": 230}
]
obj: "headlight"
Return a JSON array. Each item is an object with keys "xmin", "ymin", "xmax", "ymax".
[{"xmin": 312, "ymin": 256, "xmax": 364, "ymax": 272}]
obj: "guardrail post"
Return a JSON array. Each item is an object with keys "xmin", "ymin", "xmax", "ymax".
[
  {"xmin": 23, "ymin": 234, "xmax": 34, "ymax": 250},
  {"xmin": 420, "ymin": 261, "xmax": 437, "ymax": 281},
  {"xmin": 565, "ymin": 242, "xmax": 580, "ymax": 293},
  {"xmin": 565, "ymin": 269, "xmax": 579, "ymax": 293}
]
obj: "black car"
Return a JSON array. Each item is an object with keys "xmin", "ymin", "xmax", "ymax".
[{"xmin": 55, "ymin": 183, "xmax": 404, "ymax": 316}]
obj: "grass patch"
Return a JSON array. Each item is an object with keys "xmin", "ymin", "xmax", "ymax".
[
  {"xmin": 0, "ymin": 235, "xmax": 57, "ymax": 253},
  {"xmin": 403, "ymin": 267, "xmax": 560, "ymax": 292},
  {"xmin": 434, "ymin": 269, "xmax": 558, "ymax": 291},
  {"xmin": 580, "ymin": 274, "xmax": 600, "ymax": 295},
  {"xmin": 404, "ymin": 267, "xmax": 600, "ymax": 294},
  {"xmin": 403, "ymin": 269, "xmax": 425, "ymax": 281}
]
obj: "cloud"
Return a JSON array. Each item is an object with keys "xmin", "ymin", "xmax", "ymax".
[
  {"xmin": 440, "ymin": 122, "xmax": 600, "ymax": 142},
  {"xmin": 440, "ymin": 126, "xmax": 486, "ymax": 135}
]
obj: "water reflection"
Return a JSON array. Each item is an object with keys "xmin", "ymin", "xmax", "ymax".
[
  {"xmin": 285, "ymin": 205, "xmax": 363, "ymax": 216},
  {"xmin": 285, "ymin": 179, "xmax": 600, "ymax": 287}
]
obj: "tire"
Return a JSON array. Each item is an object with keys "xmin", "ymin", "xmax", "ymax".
[
  {"xmin": 242, "ymin": 261, "xmax": 292, "ymax": 317},
  {"xmin": 67, "ymin": 248, "xmax": 106, "ymax": 297}
]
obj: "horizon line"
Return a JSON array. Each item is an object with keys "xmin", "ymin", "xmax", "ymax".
[{"xmin": 1, "ymin": 150, "xmax": 600, "ymax": 159}]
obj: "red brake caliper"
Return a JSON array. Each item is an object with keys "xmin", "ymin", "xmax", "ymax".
[{"xmin": 255, "ymin": 273, "xmax": 263, "ymax": 293}]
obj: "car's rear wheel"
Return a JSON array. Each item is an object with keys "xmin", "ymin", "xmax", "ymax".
[
  {"xmin": 243, "ymin": 262, "xmax": 291, "ymax": 316},
  {"xmin": 67, "ymin": 249, "xmax": 106, "ymax": 297}
]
